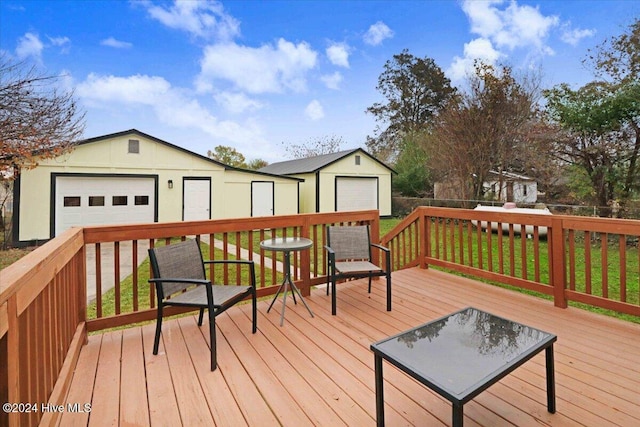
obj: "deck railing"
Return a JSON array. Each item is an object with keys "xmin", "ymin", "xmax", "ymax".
[
  {"xmin": 0, "ymin": 210, "xmax": 379, "ymax": 426},
  {"xmin": 3, "ymin": 206, "xmax": 640, "ymax": 426},
  {"xmin": 382, "ymin": 206, "xmax": 640, "ymax": 317},
  {"xmin": 0, "ymin": 228, "xmax": 87, "ymax": 427}
]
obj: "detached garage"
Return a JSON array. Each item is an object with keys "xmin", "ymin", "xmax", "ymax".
[
  {"xmin": 13, "ymin": 129, "xmax": 301, "ymax": 245},
  {"xmin": 259, "ymin": 149, "xmax": 394, "ymax": 216}
]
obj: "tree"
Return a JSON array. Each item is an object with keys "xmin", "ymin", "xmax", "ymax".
[
  {"xmin": 0, "ymin": 54, "xmax": 85, "ymax": 173},
  {"xmin": 424, "ymin": 62, "xmax": 543, "ymax": 202},
  {"xmin": 545, "ymin": 19, "xmax": 640, "ymax": 215},
  {"xmin": 283, "ymin": 134, "xmax": 344, "ymax": 159},
  {"xmin": 207, "ymin": 145, "xmax": 247, "ymax": 167},
  {"xmin": 366, "ymin": 49, "xmax": 456, "ymax": 162},
  {"xmin": 545, "ymin": 81, "xmax": 640, "ymax": 213},
  {"xmin": 246, "ymin": 158, "xmax": 269, "ymax": 170},
  {"xmin": 392, "ymin": 137, "xmax": 430, "ymax": 197},
  {"xmin": 1, "ymin": 55, "xmax": 85, "ymax": 247}
]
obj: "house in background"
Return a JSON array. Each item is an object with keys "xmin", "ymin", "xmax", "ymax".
[
  {"xmin": 484, "ymin": 171, "xmax": 537, "ymax": 204},
  {"xmin": 434, "ymin": 171, "xmax": 538, "ymax": 204},
  {"xmin": 259, "ymin": 149, "xmax": 394, "ymax": 216},
  {"xmin": 13, "ymin": 129, "xmax": 302, "ymax": 246}
]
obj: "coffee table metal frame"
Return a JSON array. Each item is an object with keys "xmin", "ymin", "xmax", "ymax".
[{"xmin": 370, "ymin": 307, "xmax": 557, "ymax": 426}]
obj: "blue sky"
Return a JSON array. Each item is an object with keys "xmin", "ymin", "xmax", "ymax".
[{"xmin": 2, "ymin": 0, "xmax": 638, "ymax": 163}]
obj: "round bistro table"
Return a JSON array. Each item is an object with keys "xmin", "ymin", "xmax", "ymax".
[{"xmin": 260, "ymin": 237, "xmax": 315, "ymax": 326}]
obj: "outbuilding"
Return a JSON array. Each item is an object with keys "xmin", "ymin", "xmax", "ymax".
[
  {"xmin": 259, "ymin": 149, "xmax": 394, "ymax": 216},
  {"xmin": 13, "ymin": 129, "xmax": 302, "ymax": 246}
]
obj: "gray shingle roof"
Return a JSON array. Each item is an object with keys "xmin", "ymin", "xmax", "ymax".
[{"xmin": 259, "ymin": 148, "xmax": 394, "ymax": 175}]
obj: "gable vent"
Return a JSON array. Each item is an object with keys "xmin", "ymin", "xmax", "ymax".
[{"xmin": 128, "ymin": 139, "xmax": 140, "ymax": 154}]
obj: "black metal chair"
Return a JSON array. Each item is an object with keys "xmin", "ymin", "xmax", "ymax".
[
  {"xmin": 148, "ymin": 239, "xmax": 257, "ymax": 371},
  {"xmin": 325, "ymin": 225, "xmax": 391, "ymax": 315}
]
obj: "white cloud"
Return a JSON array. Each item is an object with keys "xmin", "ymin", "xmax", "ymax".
[
  {"xmin": 16, "ymin": 32, "xmax": 44, "ymax": 60},
  {"xmin": 76, "ymin": 73, "xmax": 265, "ymax": 146},
  {"xmin": 101, "ymin": 37, "xmax": 133, "ymax": 49},
  {"xmin": 48, "ymin": 35, "xmax": 71, "ymax": 54},
  {"xmin": 305, "ymin": 100, "xmax": 324, "ymax": 121},
  {"xmin": 48, "ymin": 36, "xmax": 70, "ymax": 47},
  {"xmin": 321, "ymin": 71, "xmax": 343, "ymax": 90},
  {"xmin": 462, "ymin": 0, "xmax": 504, "ymax": 38},
  {"xmin": 448, "ymin": 37, "xmax": 502, "ymax": 81},
  {"xmin": 197, "ymin": 38, "xmax": 318, "ymax": 94},
  {"xmin": 363, "ymin": 21, "xmax": 394, "ymax": 46},
  {"xmin": 214, "ymin": 91, "xmax": 263, "ymax": 113},
  {"xmin": 462, "ymin": 0, "xmax": 559, "ymax": 52},
  {"xmin": 77, "ymin": 74, "xmax": 171, "ymax": 104},
  {"xmin": 143, "ymin": 0, "xmax": 240, "ymax": 41},
  {"xmin": 326, "ymin": 42, "xmax": 350, "ymax": 68},
  {"xmin": 561, "ymin": 24, "xmax": 596, "ymax": 46},
  {"xmin": 451, "ymin": 0, "xmax": 564, "ymax": 82}
]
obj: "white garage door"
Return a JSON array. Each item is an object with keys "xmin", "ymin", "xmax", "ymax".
[
  {"xmin": 336, "ymin": 177, "xmax": 378, "ymax": 212},
  {"xmin": 55, "ymin": 176, "xmax": 155, "ymax": 235}
]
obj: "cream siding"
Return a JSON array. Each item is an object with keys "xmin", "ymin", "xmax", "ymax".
[
  {"xmin": 16, "ymin": 131, "xmax": 300, "ymax": 243},
  {"xmin": 296, "ymin": 173, "xmax": 317, "ymax": 213},
  {"xmin": 317, "ymin": 154, "xmax": 392, "ymax": 216}
]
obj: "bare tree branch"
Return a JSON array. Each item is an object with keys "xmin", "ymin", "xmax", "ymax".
[{"xmin": 0, "ymin": 53, "xmax": 86, "ymax": 175}]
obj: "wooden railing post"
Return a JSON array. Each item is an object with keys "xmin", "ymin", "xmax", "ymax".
[
  {"xmin": 420, "ymin": 208, "xmax": 429, "ymax": 269},
  {"xmin": 300, "ymin": 215, "xmax": 312, "ymax": 297},
  {"xmin": 550, "ymin": 217, "xmax": 568, "ymax": 308},
  {"xmin": 6, "ymin": 295, "xmax": 19, "ymax": 427}
]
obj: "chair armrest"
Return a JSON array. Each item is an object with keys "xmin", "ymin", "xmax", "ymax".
[
  {"xmin": 203, "ymin": 259, "xmax": 257, "ymax": 288},
  {"xmin": 371, "ymin": 243, "xmax": 390, "ymax": 253},
  {"xmin": 371, "ymin": 243, "xmax": 391, "ymax": 273},
  {"xmin": 203, "ymin": 259, "xmax": 255, "ymax": 266},
  {"xmin": 324, "ymin": 245, "xmax": 336, "ymax": 264},
  {"xmin": 148, "ymin": 277, "xmax": 210, "ymax": 286}
]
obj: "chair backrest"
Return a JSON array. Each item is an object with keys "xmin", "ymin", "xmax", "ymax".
[
  {"xmin": 149, "ymin": 239, "xmax": 206, "ymax": 297},
  {"xmin": 327, "ymin": 225, "xmax": 371, "ymax": 262}
]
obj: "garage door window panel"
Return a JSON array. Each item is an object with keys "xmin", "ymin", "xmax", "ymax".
[
  {"xmin": 135, "ymin": 195, "xmax": 149, "ymax": 205},
  {"xmin": 113, "ymin": 196, "xmax": 128, "ymax": 206},
  {"xmin": 64, "ymin": 197, "xmax": 81, "ymax": 207},
  {"xmin": 89, "ymin": 196, "xmax": 105, "ymax": 206}
]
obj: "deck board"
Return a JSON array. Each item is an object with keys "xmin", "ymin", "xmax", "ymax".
[{"xmin": 58, "ymin": 267, "xmax": 640, "ymax": 426}]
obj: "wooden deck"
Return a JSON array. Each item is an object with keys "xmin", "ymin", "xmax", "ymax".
[{"xmin": 58, "ymin": 267, "xmax": 640, "ymax": 427}]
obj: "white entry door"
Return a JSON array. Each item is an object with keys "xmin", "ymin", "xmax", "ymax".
[
  {"xmin": 183, "ymin": 178, "xmax": 211, "ymax": 221},
  {"xmin": 252, "ymin": 181, "xmax": 274, "ymax": 217}
]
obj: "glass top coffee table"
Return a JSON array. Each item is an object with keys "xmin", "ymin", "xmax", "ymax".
[{"xmin": 370, "ymin": 307, "xmax": 557, "ymax": 426}]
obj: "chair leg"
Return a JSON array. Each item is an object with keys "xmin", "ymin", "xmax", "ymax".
[
  {"xmin": 153, "ymin": 305, "xmax": 163, "ymax": 355},
  {"xmin": 331, "ymin": 277, "xmax": 337, "ymax": 315},
  {"xmin": 251, "ymin": 289, "xmax": 257, "ymax": 334},
  {"xmin": 208, "ymin": 307, "xmax": 217, "ymax": 371},
  {"xmin": 368, "ymin": 274, "xmax": 372, "ymax": 293},
  {"xmin": 386, "ymin": 271, "xmax": 392, "ymax": 311},
  {"xmin": 197, "ymin": 308, "xmax": 205, "ymax": 326}
]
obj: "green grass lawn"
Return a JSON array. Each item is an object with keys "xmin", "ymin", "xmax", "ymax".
[
  {"xmin": 3, "ymin": 217, "xmax": 636, "ymax": 325},
  {"xmin": 87, "ymin": 220, "xmax": 401, "ymax": 323},
  {"xmin": 87, "ymin": 239, "xmax": 282, "ymax": 323},
  {"xmin": 422, "ymin": 221, "xmax": 640, "ymax": 324}
]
